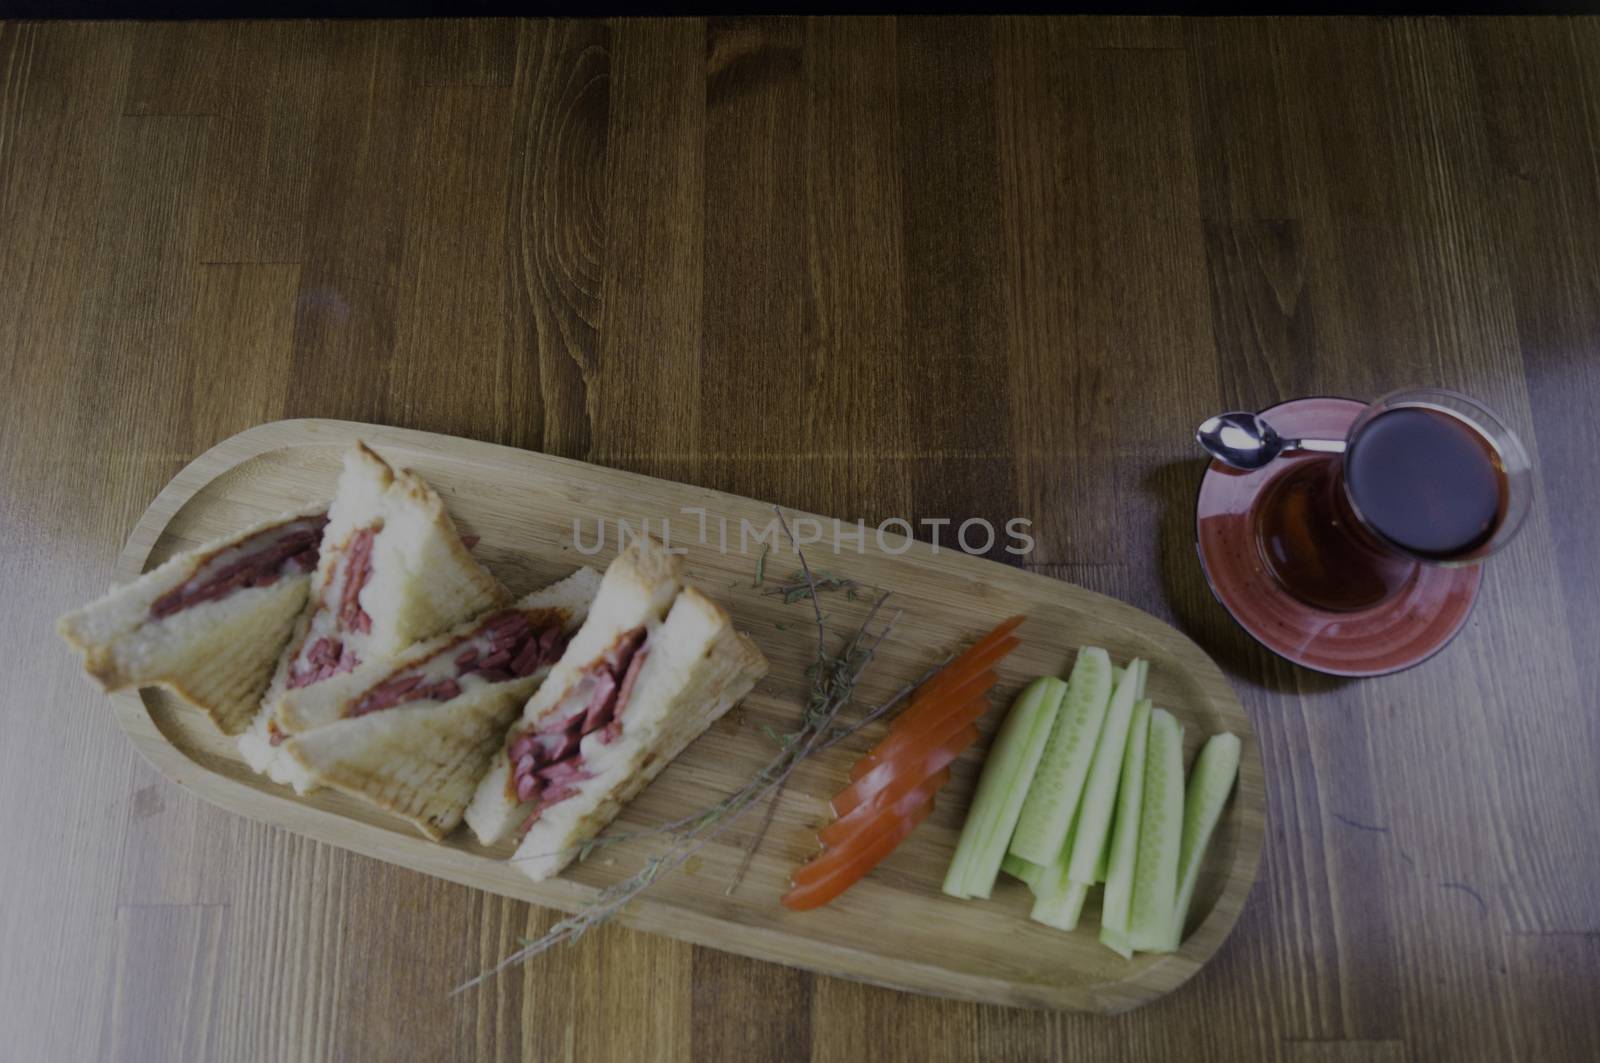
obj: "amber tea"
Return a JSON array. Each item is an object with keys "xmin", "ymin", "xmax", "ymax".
[{"xmin": 1254, "ymin": 403, "xmax": 1511, "ymax": 612}]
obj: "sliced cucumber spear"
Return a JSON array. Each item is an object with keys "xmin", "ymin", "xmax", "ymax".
[
  {"xmin": 1029, "ymin": 803, "xmax": 1087, "ymax": 928},
  {"xmin": 1029, "ymin": 857, "xmax": 1089, "ymax": 931},
  {"xmin": 1168, "ymin": 732, "xmax": 1242, "ymax": 949},
  {"xmin": 1024, "ymin": 797, "xmax": 1088, "ymax": 922},
  {"xmin": 1127, "ymin": 707, "xmax": 1184, "ymax": 953},
  {"xmin": 1091, "ymin": 668, "xmax": 1143, "ymax": 886},
  {"xmin": 1008, "ymin": 647, "xmax": 1114, "ymax": 865},
  {"xmin": 1065, "ymin": 659, "xmax": 1147, "ymax": 884},
  {"xmin": 1098, "ymin": 699, "xmax": 1151, "ymax": 958},
  {"xmin": 1001, "ymin": 852, "xmax": 1046, "ymax": 891},
  {"xmin": 942, "ymin": 677, "xmax": 1067, "ymax": 900}
]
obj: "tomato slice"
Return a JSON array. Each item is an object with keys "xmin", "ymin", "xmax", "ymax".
[
  {"xmin": 780, "ymin": 615, "xmax": 1026, "ymax": 912},
  {"xmin": 879, "ymin": 661, "xmax": 999, "ymax": 738},
  {"xmin": 800, "ymin": 768, "xmax": 949, "ymax": 880},
  {"xmin": 838, "ymin": 697, "xmax": 985, "ymax": 813},
  {"xmin": 852, "ymin": 675, "xmax": 996, "ymax": 782},
  {"xmin": 835, "ymin": 714, "xmax": 977, "ymax": 818},
  {"xmin": 783, "ymin": 784, "xmax": 941, "ymax": 908},
  {"xmin": 876, "ymin": 633, "xmax": 1011, "ymax": 736},
  {"xmin": 837, "ymin": 624, "xmax": 1018, "ymax": 782},
  {"xmin": 954, "ymin": 614, "xmax": 1024, "ymax": 663},
  {"xmin": 866, "ymin": 616, "xmax": 1021, "ymax": 747},
  {"xmin": 823, "ymin": 727, "xmax": 975, "ymax": 844},
  {"xmin": 782, "ymin": 809, "xmax": 932, "ymax": 910},
  {"xmin": 890, "ymin": 636, "xmax": 1019, "ymax": 732}
]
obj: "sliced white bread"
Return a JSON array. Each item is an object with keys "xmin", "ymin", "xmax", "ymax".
[
  {"xmin": 465, "ymin": 536, "xmax": 683, "ymax": 845},
  {"xmin": 278, "ymin": 570, "xmax": 601, "ymax": 832},
  {"xmin": 242, "ymin": 442, "xmax": 508, "ymax": 778},
  {"xmin": 237, "ymin": 708, "xmax": 332, "ymax": 792},
  {"xmin": 275, "ymin": 567, "xmax": 599, "ymax": 837},
  {"xmin": 243, "ymin": 568, "xmax": 599, "ymax": 795},
  {"xmin": 57, "ymin": 506, "xmax": 327, "ymax": 734},
  {"xmin": 262, "ymin": 441, "xmax": 509, "ymax": 708},
  {"xmin": 283, "ymin": 694, "xmax": 522, "ymax": 841},
  {"xmin": 507, "ymin": 586, "xmax": 768, "ymax": 882},
  {"xmin": 275, "ymin": 567, "xmax": 601, "ymax": 735}
]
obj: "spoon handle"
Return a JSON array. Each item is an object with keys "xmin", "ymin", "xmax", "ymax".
[{"xmin": 1284, "ymin": 438, "xmax": 1347, "ymax": 455}]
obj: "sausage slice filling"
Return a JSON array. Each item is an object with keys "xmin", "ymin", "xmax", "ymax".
[
  {"xmin": 508, "ymin": 627, "xmax": 651, "ymax": 829},
  {"xmin": 150, "ymin": 513, "xmax": 328, "ymax": 620},
  {"xmin": 346, "ymin": 608, "xmax": 570, "ymax": 718}
]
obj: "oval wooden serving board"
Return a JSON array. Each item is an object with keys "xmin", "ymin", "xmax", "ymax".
[{"xmin": 109, "ymin": 419, "xmax": 1263, "ymax": 1013}]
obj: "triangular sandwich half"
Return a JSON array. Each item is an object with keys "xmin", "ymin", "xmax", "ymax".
[
  {"xmin": 467, "ymin": 538, "xmax": 767, "ymax": 883},
  {"xmin": 464, "ymin": 535, "xmax": 683, "ymax": 845},
  {"xmin": 239, "ymin": 442, "xmax": 507, "ymax": 785},
  {"xmin": 58, "ymin": 507, "xmax": 328, "ymax": 734}
]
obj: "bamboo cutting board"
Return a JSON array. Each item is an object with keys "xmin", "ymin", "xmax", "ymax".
[{"xmin": 106, "ymin": 419, "xmax": 1263, "ymax": 1013}]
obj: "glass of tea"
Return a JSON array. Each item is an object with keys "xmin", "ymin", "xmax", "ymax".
[{"xmin": 1253, "ymin": 388, "xmax": 1532, "ymax": 612}]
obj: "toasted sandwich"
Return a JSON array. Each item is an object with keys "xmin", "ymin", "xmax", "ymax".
[
  {"xmin": 277, "ymin": 567, "xmax": 602, "ymax": 839},
  {"xmin": 57, "ymin": 507, "xmax": 329, "ymax": 734},
  {"xmin": 466, "ymin": 537, "xmax": 767, "ymax": 882},
  {"xmin": 239, "ymin": 442, "xmax": 508, "ymax": 785}
]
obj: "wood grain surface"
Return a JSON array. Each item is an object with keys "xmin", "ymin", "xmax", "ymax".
[{"xmin": 2, "ymin": 14, "xmax": 1597, "ymax": 1062}]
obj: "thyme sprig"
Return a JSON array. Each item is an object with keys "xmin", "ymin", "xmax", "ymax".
[
  {"xmin": 726, "ymin": 509, "xmax": 890, "ymax": 893},
  {"xmin": 762, "ymin": 570, "xmax": 863, "ymax": 604}
]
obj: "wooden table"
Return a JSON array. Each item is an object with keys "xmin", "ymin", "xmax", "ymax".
[{"xmin": 3, "ymin": 15, "xmax": 1597, "ymax": 1062}]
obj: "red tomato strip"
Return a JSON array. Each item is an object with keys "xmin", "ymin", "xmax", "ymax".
[
  {"xmin": 953, "ymin": 614, "xmax": 1024, "ymax": 663},
  {"xmin": 784, "ymin": 786, "xmax": 942, "ymax": 907},
  {"xmin": 823, "ymin": 727, "xmax": 976, "ymax": 843},
  {"xmin": 852, "ymin": 673, "xmax": 998, "ymax": 781},
  {"xmin": 835, "ymin": 699, "xmax": 985, "ymax": 814},
  {"xmin": 795, "ymin": 770, "xmax": 948, "ymax": 885},
  {"xmin": 835, "ymin": 712, "xmax": 980, "ymax": 823},
  {"xmin": 890, "ymin": 635, "xmax": 1020, "ymax": 732},
  {"xmin": 781, "ymin": 616, "xmax": 1026, "ymax": 912}
]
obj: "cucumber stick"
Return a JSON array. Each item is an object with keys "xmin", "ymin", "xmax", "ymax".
[
  {"xmin": 1127, "ymin": 708, "xmax": 1184, "ymax": 952},
  {"xmin": 1029, "ymin": 856, "xmax": 1089, "ymax": 931},
  {"xmin": 1111, "ymin": 662, "xmax": 1148, "ymax": 701},
  {"xmin": 1028, "ymin": 815, "xmax": 1086, "ymax": 928},
  {"xmin": 1029, "ymin": 806, "xmax": 1086, "ymax": 928},
  {"xmin": 1098, "ymin": 699, "xmax": 1151, "ymax": 958},
  {"xmin": 1169, "ymin": 732, "xmax": 1242, "ymax": 949},
  {"xmin": 942, "ymin": 677, "xmax": 1067, "ymax": 899},
  {"xmin": 1008, "ymin": 648, "xmax": 1114, "ymax": 864},
  {"xmin": 1094, "ymin": 664, "xmax": 1145, "ymax": 884},
  {"xmin": 1065, "ymin": 660, "xmax": 1148, "ymax": 884},
  {"xmin": 1002, "ymin": 852, "xmax": 1046, "ymax": 891}
]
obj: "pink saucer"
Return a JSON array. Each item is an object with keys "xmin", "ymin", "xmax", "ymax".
[{"xmin": 1195, "ymin": 397, "xmax": 1482, "ymax": 677}]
